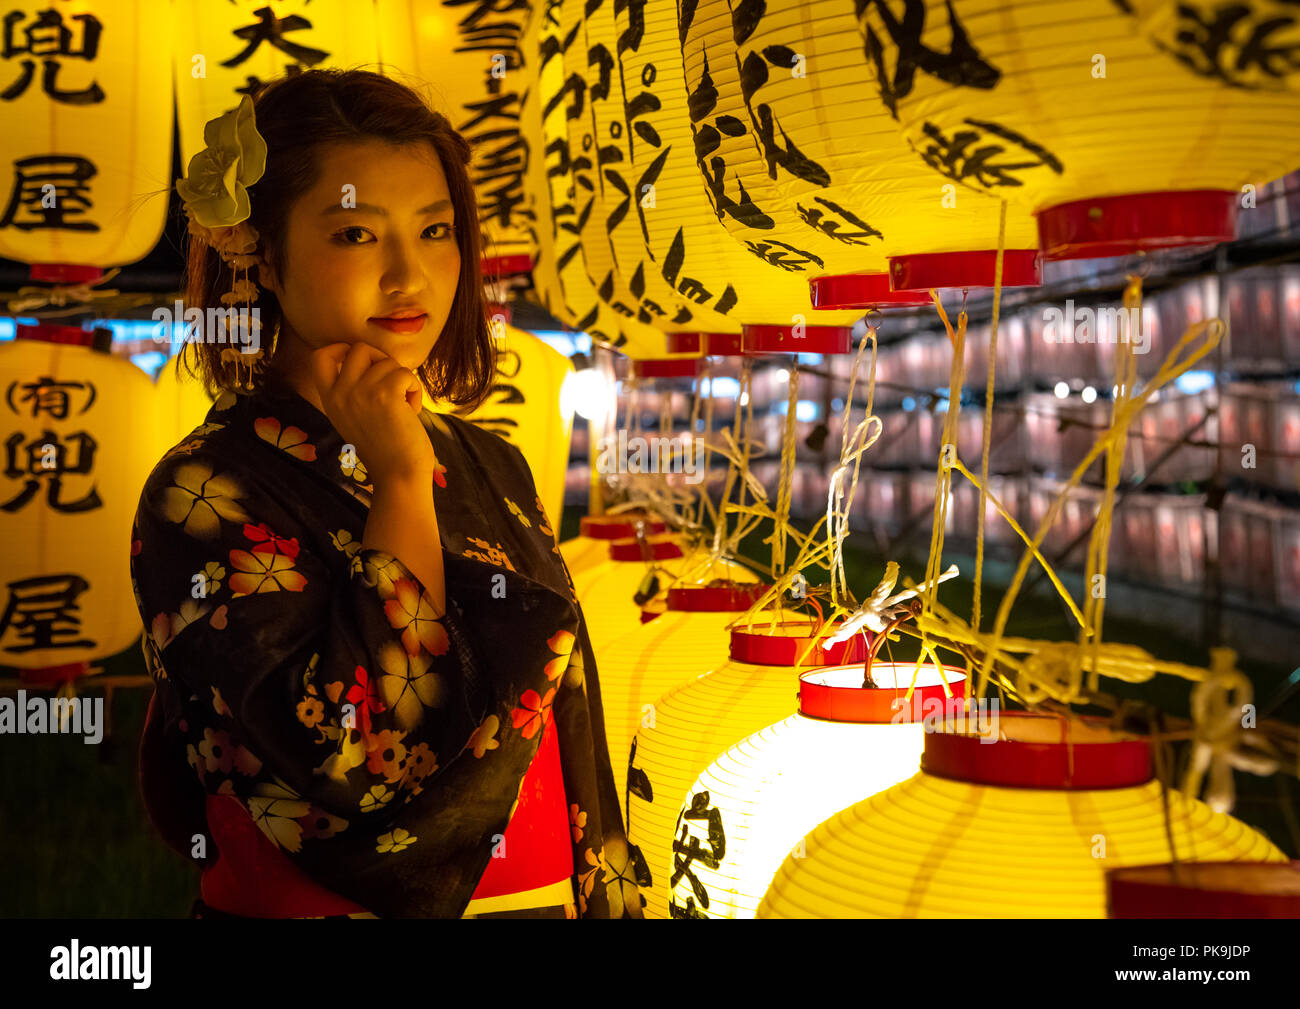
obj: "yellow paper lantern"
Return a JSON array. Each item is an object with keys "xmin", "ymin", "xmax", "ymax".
[
  {"xmin": 626, "ymin": 617, "xmax": 869, "ymax": 918},
  {"xmin": 590, "ymin": 582, "xmax": 770, "ymax": 806},
  {"xmin": 853, "ymin": 0, "xmax": 1300, "ymax": 259},
  {"xmin": 757, "ymin": 712, "xmax": 1287, "ymax": 918},
  {"xmin": 573, "ymin": 538, "xmax": 756, "ymax": 654},
  {"xmin": 154, "ymin": 350, "xmax": 219, "ymax": 444},
  {"xmin": 670, "ymin": 661, "xmax": 967, "ymax": 919},
  {"xmin": 567, "ymin": 0, "xmax": 740, "ymax": 342},
  {"xmin": 683, "ymin": 0, "xmax": 1042, "ymax": 306},
  {"xmin": 589, "ymin": 0, "xmax": 866, "ymax": 351},
  {"xmin": 0, "ymin": 0, "xmax": 173, "ymax": 266},
  {"xmin": 376, "ymin": 0, "xmax": 535, "ymax": 269},
  {"xmin": 175, "ymin": 1, "xmax": 381, "ymax": 169},
  {"xmin": 559, "ymin": 511, "xmax": 669, "ymax": 577},
  {"xmin": 0, "ymin": 338, "xmax": 165, "ymax": 666}
]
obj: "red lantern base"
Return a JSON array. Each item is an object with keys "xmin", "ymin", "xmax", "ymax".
[
  {"xmin": 608, "ymin": 536, "xmax": 684, "ymax": 562},
  {"xmin": 579, "ymin": 513, "xmax": 667, "ymax": 540},
  {"xmin": 888, "ymin": 250, "xmax": 1042, "ymax": 291},
  {"xmin": 1107, "ymin": 862, "xmax": 1300, "ymax": 919},
  {"xmin": 630, "ymin": 357, "xmax": 701, "ymax": 379},
  {"xmin": 666, "ymin": 582, "xmax": 768, "ymax": 612},
  {"xmin": 480, "ymin": 254, "xmax": 533, "ymax": 277},
  {"xmin": 741, "ymin": 324, "xmax": 853, "ymax": 356},
  {"xmin": 1036, "ymin": 190, "xmax": 1237, "ymax": 261},
  {"xmin": 728, "ymin": 620, "xmax": 868, "ymax": 667},
  {"xmin": 809, "ymin": 272, "xmax": 935, "ymax": 310},
  {"xmin": 922, "ymin": 711, "xmax": 1152, "ymax": 790},
  {"xmin": 798, "ymin": 662, "xmax": 966, "ymax": 724}
]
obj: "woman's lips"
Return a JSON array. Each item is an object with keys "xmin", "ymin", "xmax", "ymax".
[{"xmin": 369, "ymin": 314, "xmax": 428, "ymax": 334}]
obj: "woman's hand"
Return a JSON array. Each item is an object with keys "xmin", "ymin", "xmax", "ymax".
[{"xmin": 310, "ymin": 341, "xmax": 436, "ymax": 488}]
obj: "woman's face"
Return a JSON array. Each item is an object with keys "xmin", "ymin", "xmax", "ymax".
[{"xmin": 262, "ymin": 139, "xmax": 462, "ymax": 372}]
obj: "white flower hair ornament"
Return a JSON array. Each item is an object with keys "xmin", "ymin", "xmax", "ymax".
[{"xmin": 176, "ymin": 94, "xmax": 273, "ymax": 390}]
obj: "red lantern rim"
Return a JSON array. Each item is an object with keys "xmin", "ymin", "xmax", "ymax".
[
  {"xmin": 741, "ymin": 324, "xmax": 853, "ymax": 356},
  {"xmin": 480, "ymin": 253, "xmax": 533, "ymax": 277},
  {"xmin": 579, "ymin": 514, "xmax": 667, "ymax": 540},
  {"xmin": 666, "ymin": 582, "xmax": 769, "ymax": 612},
  {"xmin": 888, "ymin": 250, "xmax": 1042, "ymax": 291},
  {"xmin": 728, "ymin": 620, "xmax": 869, "ymax": 667},
  {"xmin": 1035, "ymin": 190, "xmax": 1237, "ymax": 262},
  {"xmin": 809, "ymin": 272, "xmax": 935, "ymax": 310},
  {"xmin": 29, "ymin": 264, "xmax": 103, "ymax": 284},
  {"xmin": 705, "ymin": 332, "xmax": 745, "ymax": 356},
  {"xmin": 798, "ymin": 662, "xmax": 967, "ymax": 724},
  {"xmin": 921, "ymin": 711, "xmax": 1153, "ymax": 790},
  {"xmin": 1107, "ymin": 862, "xmax": 1300, "ymax": 919},
  {"xmin": 664, "ymin": 332, "xmax": 703, "ymax": 355},
  {"xmin": 608, "ymin": 536, "xmax": 684, "ymax": 561},
  {"xmin": 631, "ymin": 357, "xmax": 701, "ymax": 379}
]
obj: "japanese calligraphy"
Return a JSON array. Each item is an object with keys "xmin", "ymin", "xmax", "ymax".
[
  {"xmin": 1133, "ymin": 0, "xmax": 1300, "ymax": 89},
  {"xmin": 0, "ymin": 155, "xmax": 99, "ymax": 232},
  {"xmin": 917, "ymin": 117, "xmax": 1063, "ymax": 190},
  {"xmin": 5, "ymin": 376, "xmax": 96, "ymax": 420},
  {"xmin": 1, "ymin": 7, "xmax": 104, "ymax": 104},
  {"xmin": 221, "ymin": 7, "xmax": 329, "ymax": 69},
  {"xmin": 855, "ymin": 0, "xmax": 1000, "ymax": 119},
  {"xmin": 2, "ymin": 429, "xmax": 102, "ymax": 513},
  {"xmin": 668, "ymin": 789, "xmax": 726, "ymax": 916},
  {"xmin": 795, "ymin": 196, "xmax": 884, "ymax": 246},
  {"xmin": 0, "ymin": 573, "xmax": 95, "ymax": 653}
]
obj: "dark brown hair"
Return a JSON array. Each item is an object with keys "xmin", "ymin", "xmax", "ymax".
[{"xmin": 178, "ymin": 68, "xmax": 495, "ymax": 411}]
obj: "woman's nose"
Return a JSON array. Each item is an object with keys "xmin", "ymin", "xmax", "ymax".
[{"xmin": 380, "ymin": 235, "xmax": 427, "ymax": 295}]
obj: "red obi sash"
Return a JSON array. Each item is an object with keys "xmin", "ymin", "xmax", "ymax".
[{"xmin": 200, "ymin": 722, "xmax": 573, "ymax": 916}]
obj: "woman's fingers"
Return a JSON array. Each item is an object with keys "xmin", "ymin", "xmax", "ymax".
[
  {"xmin": 309, "ymin": 342, "xmax": 351, "ymax": 399},
  {"xmin": 334, "ymin": 341, "xmax": 391, "ymax": 395}
]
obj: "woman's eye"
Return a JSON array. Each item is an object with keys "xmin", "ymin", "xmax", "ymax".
[
  {"xmin": 424, "ymin": 223, "xmax": 454, "ymax": 240},
  {"xmin": 334, "ymin": 227, "xmax": 372, "ymax": 245}
]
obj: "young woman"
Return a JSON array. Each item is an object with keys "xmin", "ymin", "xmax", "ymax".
[{"xmin": 131, "ymin": 69, "xmax": 642, "ymax": 919}]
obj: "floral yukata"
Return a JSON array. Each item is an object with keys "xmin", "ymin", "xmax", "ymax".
[{"xmin": 130, "ymin": 372, "xmax": 642, "ymax": 918}]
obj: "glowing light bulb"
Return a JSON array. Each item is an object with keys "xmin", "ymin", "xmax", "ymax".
[
  {"xmin": 1054, "ymin": 381, "xmax": 1070, "ymax": 399},
  {"xmin": 1081, "ymin": 386, "xmax": 1097, "ymax": 404},
  {"xmin": 560, "ymin": 368, "xmax": 611, "ymax": 422}
]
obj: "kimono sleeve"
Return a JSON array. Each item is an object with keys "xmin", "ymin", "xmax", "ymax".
[{"xmin": 129, "ymin": 447, "xmax": 489, "ymax": 827}]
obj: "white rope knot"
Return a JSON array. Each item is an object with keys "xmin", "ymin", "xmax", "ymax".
[
  {"xmin": 823, "ymin": 561, "xmax": 959, "ymax": 648},
  {"xmin": 8, "ymin": 267, "xmax": 122, "ymax": 313}
]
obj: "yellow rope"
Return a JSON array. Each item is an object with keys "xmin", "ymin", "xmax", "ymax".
[{"xmin": 972, "ymin": 199, "xmax": 1007, "ymax": 644}]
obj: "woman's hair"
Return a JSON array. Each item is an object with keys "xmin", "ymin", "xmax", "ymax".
[{"xmin": 179, "ymin": 68, "xmax": 495, "ymax": 411}]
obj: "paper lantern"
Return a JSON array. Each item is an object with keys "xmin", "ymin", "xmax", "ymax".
[
  {"xmin": 566, "ymin": 0, "xmax": 740, "ymax": 343},
  {"xmin": 626, "ymin": 617, "xmax": 869, "ymax": 919},
  {"xmin": 559, "ymin": 511, "xmax": 668, "ymax": 578},
  {"xmin": 175, "ymin": 1, "xmax": 381, "ymax": 169},
  {"xmin": 543, "ymin": 0, "xmax": 863, "ymax": 357},
  {"xmin": 592, "ymin": 582, "xmax": 770, "ymax": 803},
  {"xmin": 0, "ymin": 0, "xmax": 173, "ymax": 266},
  {"xmin": 572, "ymin": 538, "xmax": 757, "ymax": 653},
  {"xmin": 0, "ymin": 338, "xmax": 165, "ymax": 666},
  {"xmin": 376, "ymin": 0, "xmax": 535, "ymax": 269},
  {"xmin": 154, "ymin": 350, "xmax": 219, "ymax": 444},
  {"xmin": 756, "ymin": 712, "xmax": 1287, "ymax": 918},
  {"xmin": 681, "ymin": 0, "xmax": 1041, "ymax": 308},
  {"xmin": 427, "ymin": 325, "xmax": 574, "ymax": 531},
  {"xmin": 670, "ymin": 661, "xmax": 966, "ymax": 919},
  {"xmin": 853, "ymin": 0, "xmax": 1300, "ymax": 259},
  {"xmin": 1107, "ymin": 862, "xmax": 1300, "ymax": 918}
]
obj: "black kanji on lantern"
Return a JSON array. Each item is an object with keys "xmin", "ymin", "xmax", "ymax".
[
  {"xmin": 917, "ymin": 117, "xmax": 1063, "ymax": 190},
  {"xmin": 0, "ymin": 573, "xmax": 95, "ymax": 653},
  {"xmin": 669, "ymin": 789, "xmax": 726, "ymax": 915},
  {"xmin": 856, "ymin": 0, "xmax": 1000, "ymax": 119},
  {"xmin": 1, "ymin": 7, "xmax": 105, "ymax": 104},
  {"xmin": 6, "ymin": 376, "xmax": 96, "ymax": 420},
  {"xmin": 0, "ymin": 155, "xmax": 99, "ymax": 232},
  {"xmin": 2, "ymin": 429, "xmax": 102, "ymax": 513},
  {"xmin": 221, "ymin": 6, "xmax": 329, "ymax": 70},
  {"xmin": 1135, "ymin": 0, "xmax": 1300, "ymax": 90},
  {"xmin": 796, "ymin": 195, "xmax": 885, "ymax": 247}
]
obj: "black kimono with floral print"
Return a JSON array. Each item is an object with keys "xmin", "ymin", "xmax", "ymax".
[{"xmin": 130, "ymin": 372, "xmax": 641, "ymax": 918}]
